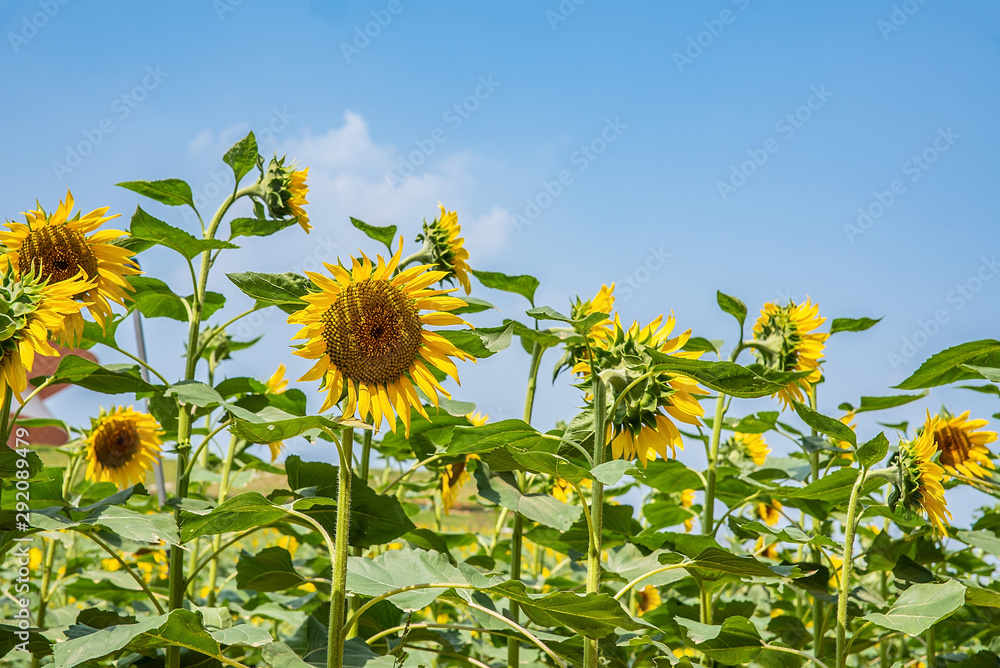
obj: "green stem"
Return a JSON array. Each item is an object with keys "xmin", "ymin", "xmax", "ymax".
[
  {"xmin": 583, "ymin": 372, "xmax": 607, "ymax": 668},
  {"xmin": 35, "ymin": 537, "xmax": 57, "ymax": 631},
  {"xmin": 82, "ymin": 530, "xmax": 165, "ymax": 614},
  {"xmin": 926, "ymin": 624, "xmax": 936, "ymax": 668},
  {"xmin": 329, "ymin": 427, "xmax": 354, "ymax": 668},
  {"xmin": 0, "ymin": 386, "xmax": 13, "ymax": 446},
  {"xmin": 206, "ymin": 433, "xmax": 239, "ymax": 606},
  {"xmin": 613, "ymin": 562, "xmax": 692, "ymax": 601},
  {"xmin": 835, "ymin": 469, "xmax": 867, "ymax": 668}
]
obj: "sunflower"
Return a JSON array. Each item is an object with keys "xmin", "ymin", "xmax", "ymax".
[
  {"xmin": 756, "ymin": 500, "xmax": 782, "ymax": 526},
  {"xmin": 896, "ymin": 428, "xmax": 951, "ymax": 535},
  {"xmin": 414, "ymin": 204, "xmax": 472, "ymax": 294},
  {"xmin": 0, "ymin": 191, "xmax": 140, "ymax": 344},
  {"xmin": 260, "ymin": 156, "xmax": 310, "ymax": 233},
  {"xmin": 736, "ymin": 431, "xmax": 770, "ymax": 465},
  {"xmin": 839, "ymin": 411, "xmax": 858, "ymax": 459},
  {"xmin": 441, "ymin": 412, "xmax": 488, "ymax": 514},
  {"xmin": 84, "ymin": 407, "xmax": 164, "ymax": 489},
  {"xmin": 575, "ymin": 314, "xmax": 709, "ymax": 466},
  {"xmin": 0, "ymin": 267, "xmax": 95, "ymax": 398},
  {"xmin": 636, "ymin": 585, "xmax": 662, "ymax": 616},
  {"xmin": 925, "ymin": 410, "xmax": 998, "ymax": 479},
  {"xmin": 263, "ymin": 364, "xmax": 290, "ymax": 462},
  {"xmin": 289, "ymin": 238, "xmax": 473, "ymax": 435},
  {"xmin": 553, "ymin": 476, "xmax": 592, "ymax": 503},
  {"xmin": 750, "ymin": 298, "xmax": 829, "ymax": 409},
  {"xmin": 557, "ymin": 283, "xmax": 616, "ymax": 377},
  {"xmin": 755, "ymin": 536, "xmax": 779, "ymax": 560},
  {"xmin": 681, "ymin": 488, "xmax": 696, "ymax": 533}
]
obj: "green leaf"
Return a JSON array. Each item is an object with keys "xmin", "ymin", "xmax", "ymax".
[
  {"xmin": 262, "ymin": 642, "xmax": 315, "ymax": 668},
  {"xmin": 472, "ymin": 269, "xmax": 539, "ymax": 305},
  {"xmin": 864, "ymin": 579, "xmax": 966, "ymax": 635},
  {"xmin": 452, "ymin": 296, "xmax": 495, "ymax": 315},
  {"xmin": 956, "ymin": 530, "xmax": 1000, "ymax": 558},
  {"xmin": 728, "ymin": 517, "xmax": 838, "ymax": 548},
  {"xmin": 646, "ymin": 352, "xmax": 809, "ymax": 399},
  {"xmin": 350, "ymin": 217, "xmax": 397, "ymax": 252},
  {"xmin": 30, "ymin": 355, "xmax": 157, "ymax": 395},
  {"xmin": 229, "ymin": 414, "xmax": 365, "ymax": 444},
  {"xmin": 853, "ymin": 392, "xmax": 929, "ymax": 413},
  {"xmin": 590, "ymin": 460, "xmax": 639, "ymax": 486},
  {"xmin": 783, "ymin": 468, "xmax": 860, "ymax": 502},
  {"xmin": 962, "ymin": 364, "xmax": 1000, "ymax": 382},
  {"xmin": 236, "ymin": 546, "xmax": 307, "ymax": 592},
  {"xmin": 639, "ymin": 459, "xmax": 704, "ymax": 493},
  {"xmin": 437, "ymin": 323, "xmax": 514, "ymax": 359},
  {"xmin": 475, "ymin": 469, "xmax": 582, "ymax": 531},
  {"xmin": 209, "ymin": 624, "xmax": 272, "ymax": 648},
  {"xmin": 0, "ymin": 445, "xmax": 47, "ymax": 481},
  {"xmin": 689, "ymin": 547, "xmax": 798, "ymax": 579},
  {"xmin": 830, "ymin": 316, "xmax": 882, "ymax": 334},
  {"xmin": 790, "ymin": 400, "xmax": 857, "ymax": 446},
  {"xmin": 896, "ymin": 340, "xmax": 1000, "ymax": 390},
  {"xmin": 78, "ymin": 315, "xmax": 125, "ymax": 350},
  {"xmin": 227, "ymin": 271, "xmax": 311, "ymax": 313},
  {"xmin": 732, "ymin": 411, "xmax": 779, "ymax": 434},
  {"xmin": 229, "ymin": 216, "xmax": 299, "ymax": 239},
  {"xmin": 129, "ymin": 277, "xmax": 225, "ymax": 322},
  {"xmin": 166, "ymin": 381, "xmax": 226, "ymax": 408},
  {"xmin": 446, "ymin": 419, "xmax": 560, "ymax": 456},
  {"xmin": 856, "ymin": 432, "xmax": 890, "ymax": 468},
  {"xmin": 179, "ymin": 492, "xmax": 287, "ymax": 542},
  {"xmin": 346, "ymin": 548, "xmax": 473, "ymax": 610},
  {"xmin": 676, "ymin": 616, "xmax": 763, "ymax": 664},
  {"xmin": 717, "ymin": 291, "xmax": 747, "ymax": 327},
  {"xmin": 128, "ymin": 206, "xmax": 237, "ymax": 260},
  {"xmin": 118, "ymin": 179, "xmax": 195, "ymax": 208},
  {"xmin": 223, "ymin": 131, "xmax": 259, "ymax": 183}
]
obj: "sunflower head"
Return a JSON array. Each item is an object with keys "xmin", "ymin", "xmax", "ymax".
[
  {"xmin": 84, "ymin": 406, "xmax": 164, "ymax": 489},
  {"xmin": 756, "ymin": 500, "xmax": 782, "ymax": 526},
  {"xmin": 415, "ymin": 205, "xmax": 471, "ymax": 294},
  {"xmin": 733, "ymin": 431, "xmax": 770, "ymax": 466},
  {"xmin": 441, "ymin": 454, "xmax": 479, "ymax": 514},
  {"xmin": 555, "ymin": 284, "xmax": 615, "ymax": 378},
  {"xmin": 751, "ymin": 298, "xmax": 828, "ymax": 409},
  {"xmin": 924, "ymin": 409, "xmax": 997, "ymax": 479},
  {"xmin": 289, "ymin": 238, "xmax": 473, "ymax": 435},
  {"xmin": 891, "ymin": 428, "xmax": 952, "ymax": 535},
  {"xmin": 576, "ymin": 313, "xmax": 709, "ymax": 467},
  {"xmin": 0, "ymin": 266, "xmax": 94, "ymax": 397},
  {"xmin": 0, "ymin": 190, "xmax": 139, "ymax": 344},
  {"xmin": 636, "ymin": 585, "xmax": 662, "ymax": 616},
  {"xmin": 260, "ymin": 156, "xmax": 310, "ymax": 233}
]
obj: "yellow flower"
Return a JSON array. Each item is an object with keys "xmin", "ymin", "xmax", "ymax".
[
  {"xmin": 466, "ymin": 410, "xmax": 488, "ymax": 426},
  {"xmin": 1, "ymin": 267, "xmax": 95, "ymax": 398},
  {"xmin": 416, "ymin": 204, "xmax": 472, "ymax": 294},
  {"xmin": 562, "ymin": 283, "xmax": 616, "ymax": 374},
  {"xmin": 276, "ymin": 533, "xmax": 299, "ymax": 557},
  {"xmin": 925, "ymin": 410, "xmax": 997, "ymax": 479},
  {"xmin": 289, "ymin": 238, "xmax": 473, "ymax": 435},
  {"xmin": 84, "ymin": 407, "xmax": 164, "ymax": 489},
  {"xmin": 755, "ymin": 536, "xmax": 778, "ymax": 560},
  {"xmin": 0, "ymin": 190, "xmax": 140, "ymax": 343},
  {"xmin": 636, "ymin": 585, "xmax": 661, "ymax": 616},
  {"xmin": 751, "ymin": 298, "xmax": 828, "ymax": 409},
  {"xmin": 576, "ymin": 314, "xmax": 709, "ymax": 466},
  {"xmin": 736, "ymin": 432, "xmax": 770, "ymax": 465},
  {"xmin": 102, "ymin": 558, "xmax": 122, "ymax": 572},
  {"xmin": 839, "ymin": 411, "xmax": 858, "ymax": 459},
  {"xmin": 440, "ymin": 412, "xmax": 488, "ymax": 514},
  {"xmin": 552, "ymin": 477, "xmax": 591, "ymax": 503},
  {"xmin": 681, "ymin": 489, "xmax": 696, "ymax": 533},
  {"xmin": 266, "ymin": 364, "xmax": 289, "ymax": 394},
  {"xmin": 28, "ymin": 548, "xmax": 43, "ymax": 570},
  {"xmin": 897, "ymin": 427, "xmax": 952, "ymax": 535},
  {"xmin": 756, "ymin": 500, "xmax": 782, "ymax": 526},
  {"xmin": 261, "ymin": 157, "xmax": 310, "ymax": 233}
]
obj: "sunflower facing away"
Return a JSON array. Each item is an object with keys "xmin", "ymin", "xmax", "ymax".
[
  {"xmin": 556, "ymin": 283, "xmax": 616, "ymax": 377},
  {"xmin": 415, "ymin": 204, "xmax": 472, "ymax": 294},
  {"xmin": 636, "ymin": 585, "xmax": 662, "ymax": 616},
  {"xmin": 260, "ymin": 156, "xmax": 311, "ymax": 233},
  {"xmin": 735, "ymin": 431, "xmax": 770, "ymax": 465},
  {"xmin": 264, "ymin": 364, "xmax": 290, "ymax": 462},
  {"xmin": 289, "ymin": 240, "xmax": 473, "ymax": 435},
  {"xmin": 575, "ymin": 313, "xmax": 709, "ymax": 466},
  {"xmin": 925, "ymin": 410, "xmax": 998, "ymax": 479},
  {"xmin": 756, "ymin": 499, "xmax": 783, "ymax": 526},
  {"xmin": 896, "ymin": 428, "xmax": 951, "ymax": 535},
  {"xmin": 0, "ymin": 267, "xmax": 95, "ymax": 398},
  {"xmin": 750, "ymin": 298, "xmax": 829, "ymax": 409},
  {"xmin": 440, "ymin": 412, "xmax": 487, "ymax": 513},
  {"xmin": 0, "ymin": 191, "xmax": 140, "ymax": 344},
  {"xmin": 84, "ymin": 407, "xmax": 164, "ymax": 489}
]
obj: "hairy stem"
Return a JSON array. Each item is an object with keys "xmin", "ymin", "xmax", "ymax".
[{"xmin": 836, "ymin": 470, "xmax": 867, "ymax": 668}]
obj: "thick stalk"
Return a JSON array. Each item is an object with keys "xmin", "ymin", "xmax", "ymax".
[
  {"xmin": 835, "ymin": 470, "xmax": 867, "ymax": 668},
  {"xmin": 35, "ymin": 538, "xmax": 57, "ymax": 629},
  {"xmin": 926, "ymin": 625, "xmax": 936, "ymax": 668},
  {"xmin": 329, "ymin": 427, "xmax": 355, "ymax": 668},
  {"xmin": 583, "ymin": 375, "xmax": 607, "ymax": 668},
  {"xmin": 346, "ymin": 429, "xmax": 374, "ymax": 638},
  {"xmin": 507, "ymin": 341, "xmax": 543, "ymax": 668},
  {"xmin": 0, "ymin": 385, "xmax": 13, "ymax": 446},
  {"xmin": 808, "ymin": 387, "xmax": 825, "ymax": 659}
]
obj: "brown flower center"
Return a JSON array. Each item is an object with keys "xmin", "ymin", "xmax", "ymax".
[
  {"xmin": 17, "ymin": 225, "xmax": 99, "ymax": 285},
  {"xmin": 321, "ymin": 278, "xmax": 423, "ymax": 386},
  {"xmin": 934, "ymin": 424, "xmax": 972, "ymax": 468},
  {"xmin": 93, "ymin": 417, "xmax": 140, "ymax": 469}
]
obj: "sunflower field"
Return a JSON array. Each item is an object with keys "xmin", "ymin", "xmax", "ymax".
[{"xmin": 4, "ymin": 132, "xmax": 1000, "ymax": 668}]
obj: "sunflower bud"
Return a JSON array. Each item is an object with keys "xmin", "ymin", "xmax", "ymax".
[
  {"xmin": 414, "ymin": 205, "xmax": 471, "ymax": 294},
  {"xmin": 886, "ymin": 429, "xmax": 951, "ymax": 535},
  {"xmin": 259, "ymin": 156, "xmax": 311, "ymax": 233},
  {"xmin": 750, "ymin": 298, "xmax": 828, "ymax": 408}
]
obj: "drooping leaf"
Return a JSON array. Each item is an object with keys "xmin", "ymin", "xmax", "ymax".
[
  {"xmin": 227, "ymin": 271, "xmax": 312, "ymax": 313},
  {"xmin": 474, "ymin": 468, "xmax": 582, "ymax": 531},
  {"xmin": 830, "ymin": 317, "xmax": 882, "ymax": 334},
  {"xmin": 30, "ymin": 355, "xmax": 157, "ymax": 395},
  {"xmin": 118, "ymin": 179, "xmax": 195, "ymax": 208},
  {"xmin": 790, "ymin": 400, "xmax": 857, "ymax": 446},
  {"xmin": 864, "ymin": 580, "xmax": 966, "ymax": 635},
  {"xmin": 437, "ymin": 323, "xmax": 514, "ymax": 359},
  {"xmin": 472, "ymin": 269, "xmax": 539, "ymax": 305},
  {"xmin": 128, "ymin": 206, "xmax": 237, "ymax": 259},
  {"xmin": 896, "ymin": 340, "xmax": 1000, "ymax": 390},
  {"xmin": 129, "ymin": 277, "xmax": 226, "ymax": 322},
  {"xmin": 346, "ymin": 548, "xmax": 472, "ymax": 610},
  {"xmin": 179, "ymin": 492, "xmax": 287, "ymax": 542},
  {"xmin": 646, "ymin": 352, "xmax": 810, "ymax": 399},
  {"xmin": 229, "ymin": 216, "xmax": 300, "ymax": 239},
  {"xmin": 717, "ymin": 291, "xmax": 747, "ymax": 327},
  {"xmin": 676, "ymin": 616, "xmax": 763, "ymax": 664},
  {"xmin": 350, "ymin": 217, "xmax": 397, "ymax": 252},
  {"xmin": 223, "ymin": 131, "xmax": 259, "ymax": 183},
  {"xmin": 236, "ymin": 547, "xmax": 307, "ymax": 592}
]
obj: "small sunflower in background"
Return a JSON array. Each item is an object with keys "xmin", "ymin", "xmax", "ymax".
[
  {"xmin": 259, "ymin": 156, "xmax": 311, "ymax": 233},
  {"xmin": 555, "ymin": 283, "xmax": 615, "ymax": 378},
  {"xmin": 576, "ymin": 313, "xmax": 708, "ymax": 466},
  {"xmin": 734, "ymin": 431, "xmax": 770, "ymax": 465},
  {"xmin": 410, "ymin": 204, "xmax": 472, "ymax": 294},
  {"xmin": 755, "ymin": 536, "xmax": 778, "ymax": 560},
  {"xmin": 893, "ymin": 428, "xmax": 951, "ymax": 535},
  {"xmin": 681, "ymin": 488, "xmax": 696, "ymax": 532},
  {"xmin": 552, "ymin": 476, "xmax": 592, "ymax": 503},
  {"xmin": 264, "ymin": 364, "xmax": 290, "ymax": 462},
  {"xmin": 289, "ymin": 238, "xmax": 473, "ymax": 435},
  {"xmin": 636, "ymin": 585, "xmax": 662, "ymax": 616},
  {"xmin": 440, "ymin": 412, "xmax": 487, "ymax": 514},
  {"xmin": 0, "ymin": 191, "xmax": 139, "ymax": 344},
  {"xmin": 84, "ymin": 407, "xmax": 164, "ymax": 489},
  {"xmin": 839, "ymin": 411, "xmax": 858, "ymax": 459},
  {"xmin": 750, "ymin": 298, "xmax": 829, "ymax": 409},
  {"xmin": 756, "ymin": 499, "xmax": 782, "ymax": 526},
  {"xmin": 924, "ymin": 409, "xmax": 997, "ymax": 479},
  {"xmin": 0, "ymin": 267, "xmax": 95, "ymax": 398}
]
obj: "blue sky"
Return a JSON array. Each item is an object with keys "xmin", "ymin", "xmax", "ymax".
[{"xmin": 4, "ymin": 1, "xmax": 1000, "ymax": 522}]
